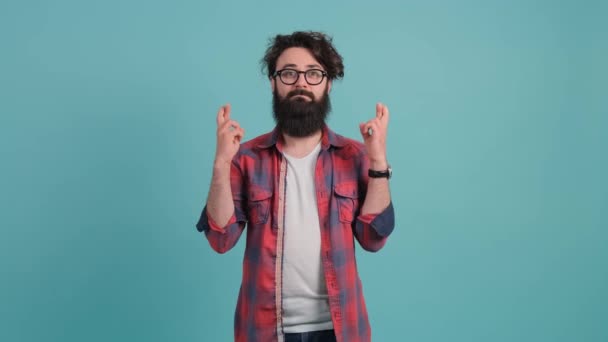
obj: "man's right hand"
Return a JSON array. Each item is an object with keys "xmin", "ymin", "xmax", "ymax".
[{"xmin": 215, "ymin": 104, "xmax": 244, "ymax": 166}]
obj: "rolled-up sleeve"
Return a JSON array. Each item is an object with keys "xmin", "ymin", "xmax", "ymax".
[
  {"xmin": 196, "ymin": 206, "xmax": 246, "ymax": 254},
  {"xmin": 195, "ymin": 159, "xmax": 247, "ymax": 254},
  {"xmin": 354, "ymin": 201, "xmax": 395, "ymax": 252}
]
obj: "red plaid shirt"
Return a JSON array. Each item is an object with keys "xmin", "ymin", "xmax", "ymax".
[{"xmin": 197, "ymin": 125, "xmax": 395, "ymax": 342}]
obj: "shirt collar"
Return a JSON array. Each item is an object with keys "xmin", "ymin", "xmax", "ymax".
[{"xmin": 255, "ymin": 124, "xmax": 348, "ymax": 151}]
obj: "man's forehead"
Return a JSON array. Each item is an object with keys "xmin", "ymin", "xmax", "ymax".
[{"xmin": 276, "ymin": 47, "xmax": 323, "ymax": 69}]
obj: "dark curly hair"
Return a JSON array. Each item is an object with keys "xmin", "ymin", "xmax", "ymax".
[{"xmin": 261, "ymin": 31, "xmax": 344, "ymax": 81}]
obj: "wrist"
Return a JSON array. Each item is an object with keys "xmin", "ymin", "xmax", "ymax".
[
  {"xmin": 369, "ymin": 160, "xmax": 388, "ymax": 170},
  {"xmin": 213, "ymin": 158, "xmax": 232, "ymax": 170}
]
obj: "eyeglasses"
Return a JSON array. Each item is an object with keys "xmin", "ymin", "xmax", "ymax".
[{"xmin": 273, "ymin": 68, "xmax": 327, "ymax": 85}]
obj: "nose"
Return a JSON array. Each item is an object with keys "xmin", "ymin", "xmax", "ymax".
[{"xmin": 294, "ymin": 72, "xmax": 309, "ymax": 88}]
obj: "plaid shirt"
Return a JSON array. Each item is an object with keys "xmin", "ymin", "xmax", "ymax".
[{"xmin": 197, "ymin": 125, "xmax": 395, "ymax": 342}]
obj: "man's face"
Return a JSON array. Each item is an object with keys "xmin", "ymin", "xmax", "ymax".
[
  {"xmin": 271, "ymin": 47, "xmax": 332, "ymax": 101},
  {"xmin": 271, "ymin": 47, "xmax": 332, "ymax": 137}
]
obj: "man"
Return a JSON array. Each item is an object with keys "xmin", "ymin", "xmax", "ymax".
[{"xmin": 196, "ymin": 31, "xmax": 395, "ymax": 342}]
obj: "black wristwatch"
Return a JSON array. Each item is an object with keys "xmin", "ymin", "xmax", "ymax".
[{"xmin": 368, "ymin": 165, "xmax": 392, "ymax": 179}]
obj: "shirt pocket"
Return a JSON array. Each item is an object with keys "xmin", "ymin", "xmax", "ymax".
[
  {"xmin": 334, "ymin": 182, "xmax": 360, "ymax": 223},
  {"xmin": 247, "ymin": 188, "xmax": 272, "ymax": 225}
]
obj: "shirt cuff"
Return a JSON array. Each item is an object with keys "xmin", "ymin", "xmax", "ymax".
[
  {"xmin": 196, "ymin": 206, "xmax": 237, "ymax": 234},
  {"xmin": 358, "ymin": 202, "xmax": 395, "ymax": 237}
]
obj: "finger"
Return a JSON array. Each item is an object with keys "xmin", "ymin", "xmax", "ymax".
[
  {"xmin": 369, "ymin": 119, "xmax": 385, "ymax": 138},
  {"xmin": 381, "ymin": 104, "xmax": 390, "ymax": 123},
  {"xmin": 232, "ymin": 128, "xmax": 245, "ymax": 143},
  {"xmin": 216, "ymin": 103, "xmax": 230, "ymax": 126},
  {"xmin": 224, "ymin": 125, "xmax": 244, "ymax": 137},
  {"xmin": 369, "ymin": 120, "xmax": 380, "ymax": 132},
  {"xmin": 361, "ymin": 121, "xmax": 374, "ymax": 137},
  {"xmin": 359, "ymin": 123, "xmax": 367, "ymax": 136},
  {"xmin": 223, "ymin": 103, "xmax": 231, "ymax": 121},
  {"xmin": 216, "ymin": 104, "xmax": 231, "ymax": 126},
  {"xmin": 219, "ymin": 119, "xmax": 241, "ymax": 133},
  {"xmin": 216, "ymin": 106, "xmax": 225, "ymax": 126},
  {"xmin": 224, "ymin": 119, "xmax": 241, "ymax": 131},
  {"xmin": 376, "ymin": 102, "xmax": 383, "ymax": 119}
]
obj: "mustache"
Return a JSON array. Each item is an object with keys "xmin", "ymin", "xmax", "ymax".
[{"xmin": 287, "ymin": 89, "xmax": 315, "ymax": 100}]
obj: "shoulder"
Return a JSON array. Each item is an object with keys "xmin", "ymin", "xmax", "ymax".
[
  {"xmin": 233, "ymin": 130, "xmax": 275, "ymax": 166},
  {"xmin": 326, "ymin": 130, "xmax": 368, "ymax": 185},
  {"xmin": 240, "ymin": 131, "xmax": 274, "ymax": 151},
  {"xmin": 330, "ymin": 131, "xmax": 367, "ymax": 159}
]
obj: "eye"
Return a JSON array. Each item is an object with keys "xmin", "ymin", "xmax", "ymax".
[
  {"xmin": 281, "ymin": 70, "xmax": 297, "ymax": 79},
  {"xmin": 307, "ymin": 70, "xmax": 323, "ymax": 79}
]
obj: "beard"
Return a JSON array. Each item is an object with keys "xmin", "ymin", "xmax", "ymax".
[{"xmin": 272, "ymin": 86, "xmax": 331, "ymax": 137}]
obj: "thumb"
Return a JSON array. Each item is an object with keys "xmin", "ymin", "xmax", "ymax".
[{"xmin": 359, "ymin": 123, "xmax": 367, "ymax": 136}]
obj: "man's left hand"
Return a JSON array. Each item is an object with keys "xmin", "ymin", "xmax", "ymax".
[{"xmin": 359, "ymin": 102, "xmax": 390, "ymax": 170}]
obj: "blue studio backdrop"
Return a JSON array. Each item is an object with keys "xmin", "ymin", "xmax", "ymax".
[{"xmin": 1, "ymin": 0, "xmax": 606, "ymax": 341}]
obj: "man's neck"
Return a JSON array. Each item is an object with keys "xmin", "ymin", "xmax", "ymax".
[{"xmin": 282, "ymin": 130, "xmax": 322, "ymax": 158}]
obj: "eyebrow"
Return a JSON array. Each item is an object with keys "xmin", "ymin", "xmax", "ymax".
[{"xmin": 280, "ymin": 63, "xmax": 323, "ymax": 69}]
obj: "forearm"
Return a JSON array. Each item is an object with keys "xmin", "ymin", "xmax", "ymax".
[
  {"xmin": 361, "ymin": 160, "xmax": 391, "ymax": 215},
  {"xmin": 206, "ymin": 161, "xmax": 235, "ymax": 228}
]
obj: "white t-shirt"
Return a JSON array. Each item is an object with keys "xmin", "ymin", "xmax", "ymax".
[{"xmin": 282, "ymin": 142, "xmax": 333, "ymax": 333}]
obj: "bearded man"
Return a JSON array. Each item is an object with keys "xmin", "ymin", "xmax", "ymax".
[{"xmin": 197, "ymin": 31, "xmax": 395, "ymax": 342}]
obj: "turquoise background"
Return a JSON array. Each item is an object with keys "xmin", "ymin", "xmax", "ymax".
[{"xmin": 1, "ymin": 0, "xmax": 606, "ymax": 341}]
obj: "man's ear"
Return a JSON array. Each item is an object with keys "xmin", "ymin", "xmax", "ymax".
[
  {"xmin": 270, "ymin": 77, "xmax": 276, "ymax": 92},
  {"xmin": 327, "ymin": 80, "xmax": 332, "ymax": 94}
]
